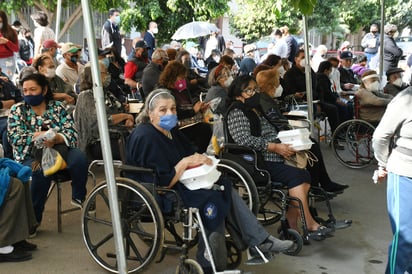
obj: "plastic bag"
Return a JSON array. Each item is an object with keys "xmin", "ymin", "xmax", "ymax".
[
  {"xmin": 42, "ymin": 147, "xmax": 66, "ymax": 176},
  {"xmin": 206, "ymin": 114, "xmax": 225, "ymax": 156}
]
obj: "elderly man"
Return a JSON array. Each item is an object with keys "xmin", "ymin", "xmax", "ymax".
[
  {"xmin": 141, "ymin": 49, "xmax": 169, "ymax": 98},
  {"xmin": 383, "ymin": 24, "xmax": 403, "ymax": 73},
  {"xmin": 384, "ymin": 68, "xmax": 409, "ymax": 97},
  {"xmin": 41, "ymin": 39, "xmax": 60, "ymax": 67},
  {"xmin": 338, "ymin": 51, "xmax": 358, "ymax": 92},
  {"xmin": 56, "ymin": 43, "xmax": 84, "ymax": 86}
]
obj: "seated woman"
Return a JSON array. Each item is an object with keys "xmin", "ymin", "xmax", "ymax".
[
  {"xmin": 32, "ymin": 54, "xmax": 77, "ymax": 109},
  {"xmin": 356, "ymin": 70, "xmax": 393, "ymax": 124},
  {"xmin": 204, "ymin": 64, "xmax": 233, "ymax": 115},
  {"xmin": 0, "ymin": 158, "xmax": 37, "ymax": 262},
  {"xmin": 316, "ymin": 61, "xmax": 353, "ymax": 123},
  {"xmin": 74, "ymin": 60, "xmax": 134, "ymax": 161},
  {"xmin": 7, "ymin": 73, "xmax": 88, "ymax": 232},
  {"xmin": 125, "ymin": 89, "xmax": 293, "ymax": 273},
  {"xmin": 256, "ymin": 68, "xmax": 348, "ymax": 193},
  {"xmin": 158, "ymin": 61, "xmax": 212, "ymax": 153},
  {"xmin": 226, "ymin": 75, "xmax": 333, "ymax": 236}
]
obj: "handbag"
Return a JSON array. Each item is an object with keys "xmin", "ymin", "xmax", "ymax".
[{"xmin": 284, "ymin": 150, "xmax": 318, "ymax": 169}]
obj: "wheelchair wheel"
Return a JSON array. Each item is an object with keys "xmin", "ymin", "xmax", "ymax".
[
  {"xmin": 257, "ymin": 188, "xmax": 283, "ymax": 226},
  {"xmin": 217, "ymin": 159, "xmax": 260, "ymax": 216},
  {"xmin": 175, "ymin": 258, "xmax": 204, "ymax": 274},
  {"xmin": 82, "ymin": 177, "xmax": 164, "ymax": 273},
  {"xmin": 279, "ymin": 228, "xmax": 303, "ymax": 256},
  {"xmin": 332, "ymin": 119, "xmax": 375, "ymax": 169}
]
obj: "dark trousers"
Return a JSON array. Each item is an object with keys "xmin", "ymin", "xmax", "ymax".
[{"xmin": 23, "ymin": 148, "xmax": 88, "ymax": 223}]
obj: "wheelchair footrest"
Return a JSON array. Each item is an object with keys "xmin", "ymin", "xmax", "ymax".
[
  {"xmin": 334, "ymin": 219, "xmax": 352, "ymax": 229},
  {"xmin": 244, "ymin": 252, "xmax": 274, "ymax": 265}
]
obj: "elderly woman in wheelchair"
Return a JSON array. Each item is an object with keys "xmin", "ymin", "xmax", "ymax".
[
  {"xmin": 255, "ymin": 68, "xmax": 348, "ymax": 194},
  {"xmin": 225, "ymin": 75, "xmax": 334, "ymax": 238},
  {"xmin": 124, "ymin": 89, "xmax": 293, "ymax": 273}
]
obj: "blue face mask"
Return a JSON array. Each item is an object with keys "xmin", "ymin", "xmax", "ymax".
[
  {"xmin": 70, "ymin": 56, "xmax": 78, "ymax": 64},
  {"xmin": 102, "ymin": 58, "xmax": 110, "ymax": 68},
  {"xmin": 24, "ymin": 94, "xmax": 45, "ymax": 106},
  {"xmin": 114, "ymin": 16, "xmax": 121, "ymax": 25},
  {"xmin": 159, "ymin": 114, "xmax": 178, "ymax": 131}
]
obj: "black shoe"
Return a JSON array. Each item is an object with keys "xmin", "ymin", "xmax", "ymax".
[
  {"xmin": 0, "ymin": 249, "xmax": 32, "ymax": 262},
  {"xmin": 14, "ymin": 240, "xmax": 37, "ymax": 252},
  {"xmin": 208, "ymin": 232, "xmax": 227, "ymax": 271}
]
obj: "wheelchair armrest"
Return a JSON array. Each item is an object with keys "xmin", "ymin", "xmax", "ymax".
[
  {"xmin": 118, "ymin": 164, "xmax": 155, "ymax": 175},
  {"xmin": 222, "ymin": 143, "xmax": 257, "ymax": 155}
]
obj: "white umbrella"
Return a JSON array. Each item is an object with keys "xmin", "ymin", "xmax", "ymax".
[{"xmin": 171, "ymin": 21, "xmax": 219, "ymax": 40}]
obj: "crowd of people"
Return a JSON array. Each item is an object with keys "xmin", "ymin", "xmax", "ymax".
[{"xmin": 0, "ymin": 8, "xmax": 411, "ymax": 273}]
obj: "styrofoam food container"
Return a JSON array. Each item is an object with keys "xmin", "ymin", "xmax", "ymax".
[{"xmin": 180, "ymin": 156, "xmax": 221, "ymax": 190}]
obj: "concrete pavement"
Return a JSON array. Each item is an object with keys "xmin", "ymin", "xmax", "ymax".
[{"xmin": 1, "ymin": 143, "xmax": 391, "ymax": 274}]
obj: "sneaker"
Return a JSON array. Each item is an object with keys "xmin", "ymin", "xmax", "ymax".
[
  {"xmin": 71, "ymin": 198, "xmax": 83, "ymax": 209},
  {"xmin": 252, "ymin": 235, "xmax": 294, "ymax": 255}
]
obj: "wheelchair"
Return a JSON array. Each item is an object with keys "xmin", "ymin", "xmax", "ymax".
[
  {"xmin": 331, "ymin": 95, "xmax": 376, "ymax": 169},
  {"xmin": 81, "ymin": 156, "xmax": 273, "ymax": 274}
]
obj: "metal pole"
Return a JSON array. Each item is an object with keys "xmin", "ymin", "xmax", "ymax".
[
  {"xmin": 55, "ymin": 0, "xmax": 62, "ymax": 40},
  {"xmin": 302, "ymin": 15, "xmax": 314, "ymax": 133},
  {"xmin": 81, "ymin": 1, "xmax": 127, "ymax": 273},
  {"xmin": 379, "ymin": 0, "xmax": 385, "ymax": 79}
]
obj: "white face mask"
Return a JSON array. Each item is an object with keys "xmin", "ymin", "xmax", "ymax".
[
  {"xmin": 365, "ymin": 81, "xmax": 380, "ymax": 92},
  {"xmin": 213, "ymin": 56, "xmax": 221, "ymax": 63},
  {"xmin": 299, "ymin": 59, "xmax": 305, "ymax": 68},
  {"xmin": 224, "ymin": 76, "xmax": 233, "ymax": 87},
  {"xmin": 152, "ymin": 28, "xmax": 158, "ymax": 34},
  {"xmin": 45, "ymin": 68, "xmax": 56, "ymax": 78},
  {"xmin": 393, "ymin": 78, "xmax": 403, "ymax": 87},
  {"xmin": 274, "ymin": 85, "xmax": 283, "ymax": 98},
  {"xmin": 278, "ymin": 66, "xmax": 285, "ymax": 78}
]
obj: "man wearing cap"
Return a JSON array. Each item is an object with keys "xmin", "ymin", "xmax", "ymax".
[
  {"xmin": 41, "ymin": 39, "xmax": 60, "ymax": 67},
  {"xmin": 143, "ymin": 21, "xmax": 158, "ymax": 60},
  {"xmin": 338, "ymin": 51, "xmax": 358, "ymax": 92},
  {"xmin": 141, "ymin": 49, "xmax": 169, "ymax": 98},
  {"xmin": 56, "ymin": 43, "xmax": 84, "ymax": 86},
  {"xmin": 124, "ymin": 40, "xmax": 150, "ymax": 95},
  {"xmin": 239, "ymin": 44, "xmax": 257, "ymax": 76},
  {"xmin": 101, "ymin": 8, "xmax": 122, "ymax": 57},
  {"xmin": 384, "ymin": 68, "xmax": 409, "ymax": 97},
  {"xmin": 383, "ymin": 24, "xmax": 403, "ymax": 73},
  {"xmin": 361, "ymin": 24, "xmax": 380, "ymax": 66}
]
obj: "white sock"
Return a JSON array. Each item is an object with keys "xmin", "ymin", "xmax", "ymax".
[{"xmin": 0, "ymin": 246, "xmax": 14, "ymax": 254}]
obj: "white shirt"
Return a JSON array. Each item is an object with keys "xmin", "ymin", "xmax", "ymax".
[{"xmin": 271, "ymin": 39, "xmax": 288, "ymax": 58}]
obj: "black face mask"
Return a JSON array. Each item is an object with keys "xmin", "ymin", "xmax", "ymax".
[
  {"xmin": 141, "ymin": 51, "xmax": 148, "ymax": 59},
  {"xmin": 244, "ymin": 93, "xmax": 260, "ymax": 109}
]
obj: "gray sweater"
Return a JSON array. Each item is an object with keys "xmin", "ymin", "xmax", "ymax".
[{"xmin": 373, "ymin": 87, "xmax": 412, "ymax": 177}]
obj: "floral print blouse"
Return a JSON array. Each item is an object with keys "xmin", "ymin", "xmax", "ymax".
[{"xmin": 7, "ymin": 100, "xmax": 78, "ymax": 162}]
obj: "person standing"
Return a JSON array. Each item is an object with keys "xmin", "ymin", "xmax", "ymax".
[
  {"xmin": 30, "ymin": 11, "xmax": 54, "ymax": 58},
  {"xmin": 280, "ymin": 26, "xmax": 298, "ymax": 63},
  {"xmin": 361, "ymin": 24, "xmax": 380, "ymax": 66},
  {"xmin": 143, "ymin": 21, "xmax": 158, "ymax": 60},
  {"xmin": 101, "ymin": 8, "xmax": 122, "ymax": 57},
  {"xmin": 0, "ymin": 11, "xmax": 19, "ymax": 79},
  {"xmin": 372, "ymin": 87, "xmax": 412, "ymax": 274},
  {"xmin": 17, "ymin": 28, "xmax": 35, "ymax": 67},
  {"xmin": 383, "ymin": 24, "xmax": 403, "ymax": 73}
]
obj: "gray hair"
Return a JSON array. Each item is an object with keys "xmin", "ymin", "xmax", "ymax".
[{"xmin": 136, "ymin": 89, "xmax": 175, "ymax": 123}]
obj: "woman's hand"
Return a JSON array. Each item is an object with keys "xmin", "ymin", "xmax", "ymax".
[
  {"xmin": 184, "ymin": 153, "xmax": 212, "ymax": 168},
  {"xmin": 268, "ymin": 143, "xmax": 296, "ymax": 159},
  {"xmin": 0, "ymin": 37, "xmax": 8, "ymax": 45},
  {"xmin": 64, "ymin": 94, "xmax": 75, "ymax": 105},
  {"xmin": 125, "ymin": 114, "xmax": 135, "ymax": 128},
  {"xmin": 193, "ymin": 101, "xmax": 203, "ymax": 113}
]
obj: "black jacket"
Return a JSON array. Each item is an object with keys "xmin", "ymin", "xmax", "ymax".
[{"xmin": 383, "ymin": 34, "xmax": 403, "ymax": 72}]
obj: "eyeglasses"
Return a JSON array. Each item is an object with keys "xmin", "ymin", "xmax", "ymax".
[{"xmin": 243, "ymin": 87, "xmax": 259, "ymax": 95}]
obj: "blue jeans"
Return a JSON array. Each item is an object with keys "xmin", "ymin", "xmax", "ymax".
[
  {"xmin": 23, "ymin": 148, "xmax": 88, "ymax": 223},
  {"xmin": 365, "ymin": 52, "xmax": 377, "ymax": 67},
  {"xmin": 386, "ymin": 172, "xmax": 412, "ymax": 274}
]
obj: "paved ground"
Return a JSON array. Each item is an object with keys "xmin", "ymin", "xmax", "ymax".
[{"xmin": 2, "ymin": 143, "xmax": 391, "ymax": 274}]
